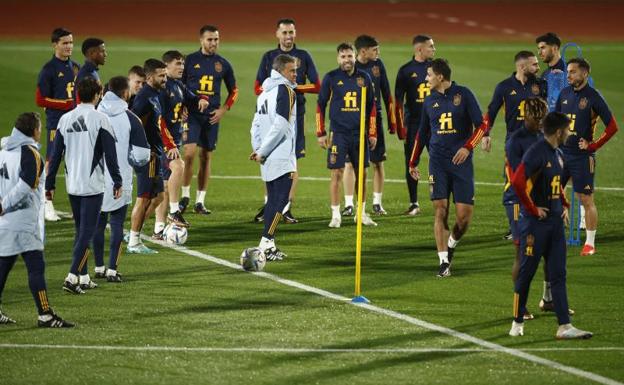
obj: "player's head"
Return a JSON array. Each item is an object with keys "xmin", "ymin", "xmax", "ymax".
[
  {"xmin": 199, "ymin": 25, "xmax": 219, "ymax": 55},
  {"xmin": 542, "ymin": 111, "xmax": 571, "ymax": 145},
  {"xmin": 14, "ymin": 112, "xmax": 42, "ymax": 143},
  {"xmin": 81, "ymin": 37, "xmax": 107, "ymax": 66},
  {"xmin": 426, "ymin": 58, "xmax": 451, "ymax": 89},
  {"xmin": 143, "ymin": 59, "xmax": 167, "ymax": 90},
  {"xmin": 276, "ymin": 18, "xmax": 296, "ymax": 50},
  {"xmin": 127, "ymin": 65, "xmax": 146, "ymax": 96},
  {"xmin": 51, "ymin": 28, "xmax": 73, "ymax": 59},
  {"xmin": 566, "ymin": 57, "xmax": 590, "ymax": 89},
  {"xmin": 354, "ymin": 35, "xmax": 379, "ymax": 62},
  {"xmin": 336, "ymin": 42, "xmax": 355, "ymax": 73},
  {"xmin": 77, "ymin": 76, "xmax": 103, "ymax": 105},
  {"xmin": 413, "ymin": 34, "xmax": 435, "ymax": 60},
  {"xmin": 523, "ymin": 97, "xmax": 548, "ymax": 133},
  {"xmin": 535, "ymin": 32, "xmax": 561, "ymax": 64},
  {"xmin": 514, "ymin": 50, "xmax": 540, "ymax": 77},
  {"xmin": 272, "ymin": 54, "xmax": 297, "ymax": 84},
  {"xmin": 162, "ymin": 50, "xmax": 185, "ymax": 80},
  {"xmin": 108, "ymin": 76, "xmax": 130, "ymax": 101}
]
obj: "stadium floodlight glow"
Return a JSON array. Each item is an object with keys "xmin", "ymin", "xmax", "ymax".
[{"xmin": 352, "ymin": 85, "xmax": 370, "ymax": 305}]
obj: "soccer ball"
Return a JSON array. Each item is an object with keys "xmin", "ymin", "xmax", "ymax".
[
  {"xmin": 164, "ymin": 224, "xmax": 188, "ymax": 245},
  {"xmin": 240, "ymin": 247, "xmax": 266, "ymax": 272}
]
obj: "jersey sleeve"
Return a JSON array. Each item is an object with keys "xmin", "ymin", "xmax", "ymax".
[
  {"xmin": 19, "ymin": 145, "xmax": 43, "ymax": 188},
  {"xmin": 394, "ymin": 67, "xmax": 407, "ymax": 139},
  {"xmin": 463, "ymin": 88, "xmax": 487, "ymax": 150},
  {"xmin": 254, "ymin": 53, "xmax": 270, "ymax": 96},
  {"xmin": 35, "ymin": 64, "xmax": 73, "ymax": 111},
  {"xmin": 511, "ymin": 146, "xmax": 543, "ymax": 217},
  {"xmin": 295, "ymin": 52, "xmax": 321, "ymax": 94},
  {"xmin": 409, "ymin": 104, "xmax": 431, "ymax": 167},
  {"xmin": 223, "ymin": 61, "xmax": 239, "ymax": 110},
  {"xmin": 127, "ymin": 111, "xmax": 150, "ymax": 167},
  {"xmin": 379, "ymin": 61, "xmax": 396, "ymax": 134},
  {"xmin": 587, "ymin": 91, "xmax": 618, "ymax": 152},
  {"xmin": 485, "ymin": 83, "xmax": 505, "ymax": 135},
  {"xmin": 365, "ymin": 74, "xmax": 377, "ymax": 139},
  {"xmin": 316, "ymin": 73, "xmax": 332, "ymax": 137}
]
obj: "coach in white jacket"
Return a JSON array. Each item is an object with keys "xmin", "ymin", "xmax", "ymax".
[
  {"xmin": 93, "ymin": 77, "xmax": 150, "ymax": 282},
  {"xmin": 250, "ymin": 54, "xmax": 297, "ymax": 261}
]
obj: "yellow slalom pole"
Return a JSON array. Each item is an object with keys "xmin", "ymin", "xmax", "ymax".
[{"xmin": 353, "ymin": 86, "xmax": 369, "ymax": 303}]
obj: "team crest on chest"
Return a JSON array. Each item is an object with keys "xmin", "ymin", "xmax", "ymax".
[
  {"xmin": 371, "ymin": 66, "xmax": 380, "ymax": 77},
  {"xmin": 578, "ymin": 97, "xmax": 588, "ymax": 110},
  {"xmin": 214, "ymin": 61, "xmax": 223, "ymax": 73},
  {"xmin": 453, "ymin": 94, "xmax": 462, "ymax": 106},
  {"xmin": 531, "ymin": 83, "xmax": 540, "ymax": 95},
  {"xmin": 356, "ymin": 77, "xmax": 365, "ymax": 88},
  {"xmin": 295, "ymin": 57, "xmax": 301, "ymax": 68},
  {"xmin": 72, "ymin": 64, "xmax": 79, "ymax": 77}
]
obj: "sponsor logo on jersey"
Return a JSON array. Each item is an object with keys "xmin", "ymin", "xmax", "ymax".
[
  {"xmin": 411, "ymin": 72, "xmax": 418, "ymax": 78},
  {"xmin": 433, "ymin": 102, "xmax": 439, "ymax": 108},
  {"xmin": 194, "ymin": 64, "xmax": 200, "ymax": 69},
  {"xmin": 510, "ymin": 90, "xmax": 517, "ymax": 95},
  {"xmin": 546, "ymin": 161, "xmax": 552, "ymax": 168},
  {"xmin": 58, "ymin": 72, "xmax": 64, "ymax": 78},
  {"xmin": 337, "ymin": 80, "xmax": 344, "ymax": 86}
]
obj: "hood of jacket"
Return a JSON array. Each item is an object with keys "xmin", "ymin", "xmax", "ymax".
[
  {"xmin": 98, "ymin": 91, "xmax": 128, "ymax": 117},
  {"xmin": 3, "ymin": 127, "xmax": 38, "ymax": 151},
  {"xmin": 261, "ymin": 69, "xmax": 296, "ymax": 93}
]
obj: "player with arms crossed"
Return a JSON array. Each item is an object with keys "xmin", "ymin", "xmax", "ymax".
[
  {"xmin": 556, "ymin": 58, "xmax": 618, "ymax": 256},
  {"xmin": 395, "ymin": 35, "xmax": 435, "ymax": 216},
  {"xmin": 409, "ymin": 59, "xmax": 488, "ymax": 277},
  {"xmin": 36, "ymin": 27, "xmax": 80, "ymax": 222},
  {"xmin": 317, "ymin": 43, "xmax": 377, "ymax": 228}
]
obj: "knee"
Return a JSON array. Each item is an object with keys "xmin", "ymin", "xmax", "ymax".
[{"xmin": 434, "ymin": 206, "xmax": 448, "ymax": 220}]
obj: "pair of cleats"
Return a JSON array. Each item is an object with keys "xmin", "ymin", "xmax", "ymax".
[
  {"xmin": 342, "ymin": 205, "xmax": 388, "ymax": 216},
  {"xmin": 253, "ymin": 206, "xmax": 298, "ymax": 224},
  {"xmin": 580, "ymin": 244, "xmax": 595, "ymax": 256},
  {"xmin": 1, "ymin": 309, "xmax": 74, "ymax": 328},
  {"xmin": 94, "ymin": 269, "xmax": 123, "ymax": 283},
  {"xmin": 509, "ymin": 321, "xmax": 592, "ymax": 339},
  {"xmin": 179, "ymin": 197, "xmax": 212, "ymax": 215},
  {"xmin": 405, "ymin": 203, "xmax": 420, "ymax": 216},
  {"xmin": 62, "ymin": 279, "xmax": 97, "ymax": 295},
  {"xmin": 329, "ymin": 213, "xmax": 377, "ymax": 228},
  {"xmin": 264, "ymin": 247, "xmax": 287, "ymax": 261},
  {"xmin": 437, "ymin": 247, "xmax": 455, "ymax": 278}
]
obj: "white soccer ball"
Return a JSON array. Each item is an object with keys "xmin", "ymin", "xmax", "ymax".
[
  {"xmin": 240, "ymin": 247, "xmax": 266, "ymax": 272},
  {"xmin": 164, "ymin": 224, "xmax": 188, "ymax": 245}
]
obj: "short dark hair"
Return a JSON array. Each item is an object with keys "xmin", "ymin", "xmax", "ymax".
[
  {"xmin": 51, "ymin": 28, "xmax": 71, "ymax": 43},
  {"xmin": 162, "ymin": 50, "xmax": 185, "ymax": 64},
  {"xmin": 514, "ymin": 50, "xmax": 536, "ymax": 62},
  {"xmin": 143, "ymin": 58, "xmax": 167, "ymax": 75},
  {"xmin": 567, "ymin": 57, "xmax": 591, "ymax": 73},
  {"xmin": 430, "ymin": 58, "xmax": 451, "ymax": 81},
  {"xmin": 128, "ymin": 65, "xmax": 146, "ymax": 78},
  {"xmin": 337, "ymin": 42, "xmax": 354, "ymax": 53},
  {"xmin": 542, "ymin": 111, "xmax": 571, "ymax": 136},
  {"xmin": 81, "ymin": 37, "xmax": 104, "ymax": 56},
  {"xmin": 276, "ymin": 18, "xmax": 295, "ymax": 28},
  {"xmin": 354, "ymin": 35, "xmax": 379, "ymax": 51},
  {"xmin": 272, "ymin": 54, "xmax": 296, "ymax": 72},
  {"xmin": 199, "ymin": 25, "xmax": 218, "ymax": 35},
  {"xmin": 536, "ymin": 32, "xmax": 561, "ymax": 47},
  {"xmin": 77, "ymin": 76, "xmax": 102, "ymax": 103},
  {"xmin": 413, "ymin": 34, "xmax": 432, "ymax": 45},
  {"xmin": 14, "ymin": 112, "xmax": 41, "ymax": 137},
  {"xmin": 108, "ymin": 76, "xmax": 129, "ymax": 98}
]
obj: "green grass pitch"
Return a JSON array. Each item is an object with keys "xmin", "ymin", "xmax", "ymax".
[{"xmin": 0, "ymin": 40, "xmax": 623, "ymax": 384}]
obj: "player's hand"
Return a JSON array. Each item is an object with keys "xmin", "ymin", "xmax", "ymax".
[
  {"xmin": 537, "ymin": 207, "xmax": 549, "ymax": 220},
  {"xmin": 317, "ymin": 135, "xmax": 328, "ymax": 149},
  {"xmin": 368, "ymin": 137, "xmax": 377, "ymax": 150},
  {"xmin": 46, "ymin": 190, "xmax": 55, "ymax": 201},
  {"xmin": 452, "ymin": 147, "xmax": 470, "ymax": 165},
  {"xmin": 209, "ymin": 107, "xmax": 226, "ymax": 125},
  {"xmin": 578, "ymin": 138, "xmax": 589, "ymax": 150},
  {"xmin": 249, "ymin": 152, "xmax": 264, "ymax": 164},
  {"xmin": 198, "ymin": 98, "xmax": 209, "ymax": 113},
  {"xmin": 409, "ymin": 166, "xmax": 420, "ymax": 181},
  {"xmin": 561, "ymin": 208, "xmax": 570, "ymax": 226},
  {"xmin": 481, "ymin": 136, "xmax": 492, "ymax": 152},
  {"xmin": 113, "ymin": 186, "xmax": 122, "ymax": 200},
  {"xmin": 167, "ymin": 148, "xmax": 180, "ymax": 160}
]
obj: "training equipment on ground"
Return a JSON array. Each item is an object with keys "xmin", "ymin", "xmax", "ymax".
[
  {"xmin": 240, "ymin": 247, "xmax": 266, "ymax": 271},
  {"xmin": 164, "ymin": 224, "xmax": 188, "ymax": 245}
]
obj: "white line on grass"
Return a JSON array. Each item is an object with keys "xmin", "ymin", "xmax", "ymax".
[
  {"xmin": 130, "ymin": 238, "xmax": 624, "ymax": 385},
  {"xmin": 2, "ymin": 344, "xmax": 624, "ymax": 354}
]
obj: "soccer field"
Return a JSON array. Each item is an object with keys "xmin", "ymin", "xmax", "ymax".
[{"xmin": 1, "ymin": 40, "xmax": 623, "ymax": 384}]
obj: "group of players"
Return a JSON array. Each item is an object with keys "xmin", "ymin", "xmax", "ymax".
[{"xmin": 0, "ymin": 20, "xmax": 618, "ymax": 339}]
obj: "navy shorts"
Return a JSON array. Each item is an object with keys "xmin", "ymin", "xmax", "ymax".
[
  {"xmin": 428, "ymin": 155, "xmax": 474, "ymax": 205},
  {"xmin": 327, "ymin": 131, "xmax": 369, "ymax": 170},
  {"xmin": 562, "ymin": 152, "xmax": 595, "ymax": 195},
  {"xmin": 295, "ymin": 112, "xmax": 306, "ymax": 159},
  {"xmin": 186, "ymin": 112, "xmax": 219, "ymax": 151},
  {"xmin": 369, "ymin": 115, "xmax": 386, "ymax": 163},
  {"xmin": 505, "ymin": 203, "xmax": 521, "ymax": 244},
  {"xmin": 136, "ymin": 154, "xmax": 164, "ymax": 199}
]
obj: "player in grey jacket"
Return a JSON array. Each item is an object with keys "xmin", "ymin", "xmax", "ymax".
[
  {"xmin": 250, "ymin": 54, "xmax": 297, "ymax": 261},
  {"xmin": 0, "ymin": 112, "xmax": 73, "ymax": 327}
]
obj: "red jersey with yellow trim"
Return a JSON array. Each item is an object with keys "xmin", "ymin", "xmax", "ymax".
[{"xmin": 35, "ymin": 55, "xmax": 80, "ymax": 129}]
